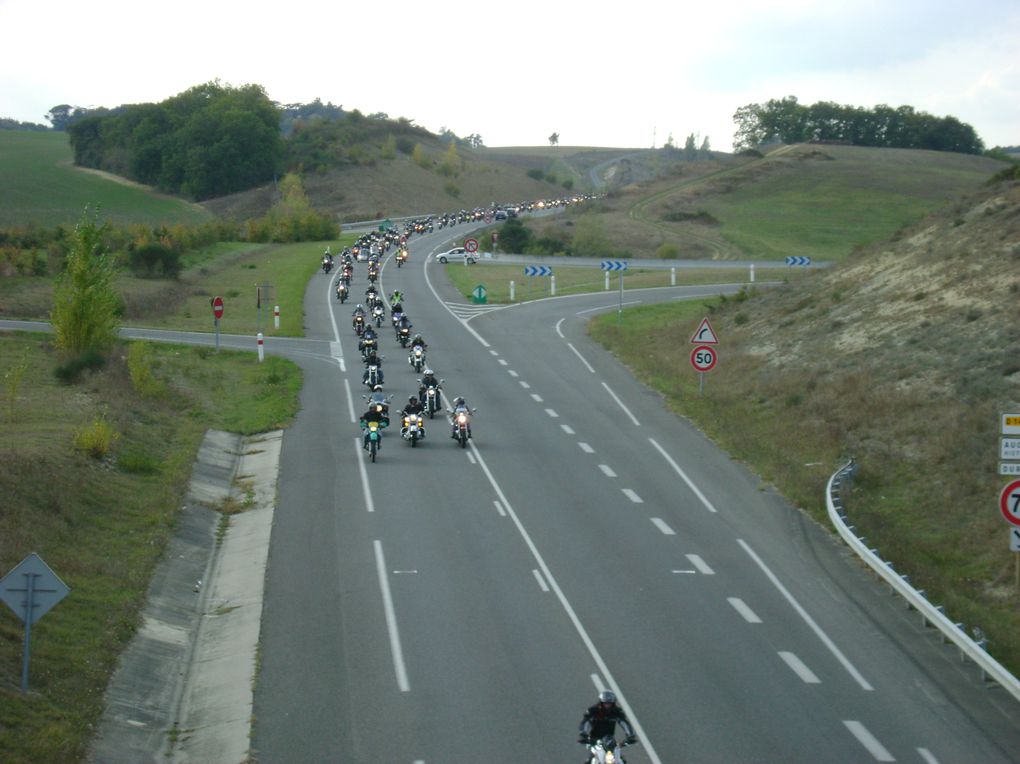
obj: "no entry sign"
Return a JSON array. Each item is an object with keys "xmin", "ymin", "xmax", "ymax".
[{"xmin": 212, "ymin": 296, "xmax": 224, "ymax": 319}]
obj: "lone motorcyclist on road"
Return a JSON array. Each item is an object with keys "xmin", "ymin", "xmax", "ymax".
[{"xmin": 577, "ymin": 691, "xmax": 636, "ymax": 751}]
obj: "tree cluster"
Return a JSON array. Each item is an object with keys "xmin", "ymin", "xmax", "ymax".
[
  {"xmin": 732, "ymin": 96, "xmax": 984, "ymax": 155},
  {"xmin": 66, "ymin": 82, "xmax": 284, "ymax": 201}
]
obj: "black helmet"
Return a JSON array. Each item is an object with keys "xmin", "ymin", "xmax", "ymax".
[
  {"xmin": 598, "ymin": 690, "xmax": 616, "ymax": 705},
  {"xmin": 409, "ymin": 396, "xmax": 418, "ymax": 404}
]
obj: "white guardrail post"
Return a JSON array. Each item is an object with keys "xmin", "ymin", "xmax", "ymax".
[{"xmin": 826, "ymin": 459, "xmax": 1020, "ymax": 701}]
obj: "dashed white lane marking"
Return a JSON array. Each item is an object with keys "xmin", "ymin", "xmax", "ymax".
[
  {"xmin": 498, "ymin": 358, "xmax": 508, "ymax": 366},
  {"xmin": 508, "ymin": 370, "xmax": 519, "ymax": 377},
  {"xmin": 578, "ymin": 442, "xmax": 595, "ymax": 453},
  {"xmin": 601, "ymin": 382, "xmax": 640, "ymax": 426},
  {"xmin": 622, "ymin": 488, "xmax": 643, "ymax": 503},
  {"xmin": 545, "ymin": 408, "xmax": 559, "ymax": 418},
  {"xmin": 728, "ymin": 598, "xmax": 762, "ymax": 623},
  {"xmin": 530, "ymin": 393, "xmax": 543, "ymax": 402},
  {"xmin": 567, "ymin": 341, "xmax": 595, "ymax": 373},
  {"xmin": 917, "ymin": 748, "xmax": 938, "ymax": 764},
  {"xmin": 493, "ymin": 500, "xmax": 507, "ymax": 517},
  {"xmin": 561, "ymin": 424, "xmax": 575, "ymax": 435},
  {"xmin": 843, "ymin": 721, "xmax": 895, "ymax": 762},
  {"xmin": 648, "ymin": 438, "xmax": 718, "ymax": 513},
  {"xmin": 779, "ymin": 651, "xmax": 821, "ymax": 684},
  {"xmin": 651, "ymin": 518, "xmax": 675, "ymax": 535},
  {"xmin": 599, "ymin": 464, "xmax": 617, "ymax": 477},
  {"xmin": 373, "ymin": 540, "xmax": 409, "ymax": 692},
  {"xmin": 532, "ymin": 569, "xmax": 550, "ymax": 592},
  {"xmin": 686, "ymin": 554, "xmax": 714, "ymax": 575},
  {"xmin": 520, "ymin": 380, "xmax": 530, "ymax": 388}
]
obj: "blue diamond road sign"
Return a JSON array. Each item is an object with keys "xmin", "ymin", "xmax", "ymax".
[
  {"xmin": 785, "ymin": 256, "xmax": 812, "ymax": 266},
  {"xmin": 524, "ymin": 266, "xmax": 552, "ymax": 276},
  {"xmin": 601, "ymin": 260, "xmax": 628, "ymax": 272}
]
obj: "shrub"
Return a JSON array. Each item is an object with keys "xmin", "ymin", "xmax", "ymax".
[
  {"xmin": 443, "ymin": 181, "xmax": 460, "ymax": 198},
  {"xmin": 655, "ymin": 243, "xmax": 679, "ymax": 259},
  {"xmin": 128, "ymin": 242, "xmax": 182, "ymax": 278},
  {"xmin": 526, "ymin": 168, "xmax": 544, "ymax": 181},
  {"xmin": 127, "ymin": 341, "xmax": 165, "ymax": 398},
  {"xmin": 74, "ymin": 412, "xmax": 119, "ymax": 459},
  {"xmin": 54, "ymin": 348, "xmax": 106, "ymax": 384}
]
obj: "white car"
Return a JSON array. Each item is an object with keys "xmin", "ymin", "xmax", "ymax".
[{"xmin": 437, "ymin": 247, "xmax": 476, "ymax": 264}]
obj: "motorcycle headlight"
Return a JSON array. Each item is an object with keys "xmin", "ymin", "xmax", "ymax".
[
  {"xmin": 605, "ymin": 753, "xmax": 615, "ymax": 764},
  {"xmin": 457, "ymin": 414, "xmax": 467, "ymax": 424}
]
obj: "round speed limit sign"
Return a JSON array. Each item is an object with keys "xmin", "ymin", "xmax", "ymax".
[{"xmin": 690, "ymin": 345, "xmax": 717, "ymax": 372}]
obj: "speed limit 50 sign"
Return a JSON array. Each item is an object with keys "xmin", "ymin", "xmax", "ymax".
[{"xmin": 690, "ymin": 345, "xmax": 717, "ymax": 373}]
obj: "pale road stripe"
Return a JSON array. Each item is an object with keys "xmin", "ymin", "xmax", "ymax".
[
  {"xmin": 343, "ymin": 377, "xmax": 356, "ymax": 424},
  {"xmin": 330, "ymin": 341, "xmax": 342, "ymax": 358},
  {"xmin": 651, "ymin": 518, "xmax": 675, "ymax": 535},
  {"xmin": 622, "ymin": 488, "xmax": 643, "ymax": 503},
  {"xmin": 493, "ymin": 500, "xmax": 506, "ymax": 517},
  {"xmin": 545, "ymin": 408, "xmax": 559, "ymax": 418},
  {"xmin": 561, "ymin": 424, "xmax": 575, "ymax": 435},
  {"xmin": 555, "ymin": 318, "xmax": 567, "ymax": 338},
  {"xmin": 779, "ymin": 651, "xmax": 821, "ymax": 684},
  {"xmin": 601, "ymin": 382, "xmax": 640, "ymax": 426},
  {"xmin": 520, "ymin": 380, "xmax": 531, "ymax": 389},
  {"xmin": 739, "ymin": 539, "xmax": 874, "ymax": 691},
  {"xmin": 489, "ymin": 349, "xmax": 499, "ymax": 356},
  {"xmin": 647, "ymin": 438, "xmax": 718, "ymax": 513},
  {"xmin": 355, "ymin": 438, "xmax": 375, "ymax": 513},
  {"xmin": 579, "ymin": 442, "xmax": 595, "ymax": 454},
  {"xmin": 686, "ymin": 554, "xmax": 714, "ymax": 575},
  {"xmin": 917, "ymin": 749, "xmax": 939, "ymax": 764},
  {"xmin": 590, "ymin": 673, "xmax": 605, "ymax": 692},
  {"xmin": 532, "ymin": 569, "xmax": 550, "ymax": 592},
  {"xmin": 530, "ymin": 393, "xmax": 543, "ymax": 402},
  {"xmin": 467, "ymin": 441, "xmax": 663, "ymax": 764},
  {"xmin": 508, "ymin": 370, "xmax": 519, "ymax": 377},
  {"xmin": 498, "ymin": 358, "xmax": 508, "ymax": 366},
  {"xmin": 599, "ymin": 464, "xmax": 617, "ymax": 477},
  {"xmin": 843, "ymin": 721, "xmax": 895, "ymax": 762},
  {"xmin": 728, "ymin": 598, "xmax": 762, "ymax": 623},
  {"xmin": 373, "ymin": 540, "xmax": 410, "ymax": 692},
  {"xmin": 567, "ymin": 341, "xmax": 596, "ymax": 373}
]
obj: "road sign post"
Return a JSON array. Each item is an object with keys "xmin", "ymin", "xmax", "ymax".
[
  {"xmin": 1, "ymin": 553, "xmax": 70, "ymax": 691},
  {"xmin": 689, "ymin": 317, "xmax": 720, "ymax": 394},
  {"xmin": 211, "ymin": 296, "xmax": 224, "ymax": 351},
  {"xmin": 464, "ymin": 238, "xmax": 478, "ymax": 267},
  {"xmin": 601, "ymin": 261, "xmax": 628, "ymax": 324}
]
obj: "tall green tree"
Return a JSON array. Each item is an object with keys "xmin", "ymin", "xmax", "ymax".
[{"xmin": 50, "ymin": 207, "xmax": 121, "ymax": 355}]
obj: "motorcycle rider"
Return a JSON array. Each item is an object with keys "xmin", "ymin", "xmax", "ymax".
[
  {"xmin": 419, "ymin": 369, "xmax": 441, "ymax": 406},
  {"xmin": 448, "ymin": 396, "xmax": 473, "ymax": 440},
  {"xmin": 577, "ymin": 691, "xmax": 636, "ymax": 752},
  {"xmin": 360, "ymin": 400, "xmax": 387, "ymax": 451},
  {"xmin": 389, "ymin": 289, "xmax": 404, "ymax": 306},
  {"xmin": 400, "ymin": 396, "xmax": 425, "ymax": 438},
  {"xmin": 359, "ymin": 326, "xmax": 378, "ymax": 355},
  {"xmin": 396, "ymin": 313, "xmax": 413, "ymax": 339}
]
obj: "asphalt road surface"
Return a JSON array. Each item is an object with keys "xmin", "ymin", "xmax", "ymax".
[{"xmin": 146, "ymin": 228, "xmax": 1020, "ymax": 763}]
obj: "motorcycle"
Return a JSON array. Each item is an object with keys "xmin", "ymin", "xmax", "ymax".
[
  {"xmin": 396, "ymin": 248, "xmax": 408, "ymax": 267},
  {"xmin": 408, "ymin": 344, "xmax": 426, "ymax": 373},
  {"xmin": 364, "ymin": 362, "xmax": 382, "ymax": 389},
  {"xmin": 397, "ymin": 325, "xmax": 411, "ymax": 347},
  {"xmin": 581, "ymin": 736, "xmax": 633, "ymax": 764},
  {"xmin": 336, "ymin": 281, "xmax": 348, "ymax": 302},
  {"xmin": 451, "ymin": 406, "xmax": 474, "ymax": 448},
  {"xmin": 360, "ymin": 337, "xmax": 378, "ymax": 361},
  {"xmin": 423, "ymin": 383, "xmax": 443, "ymax": 419},
  {"xmin": 322, "ymin": 256, "xmax": 333, "ymax": 274},
  {"xmin": 362, "ymin": 420, "xmax": 384, "ymax": 462},
  {"xmin": 353, "ymin": 314, "xmax": 366, "ymax": 336},
  {"xmin": 401, "ymin": 413, "xmax": 425, "ymax": 446},
  {"xmin": 372, "ymin": 304, "xmax": 386, "ymax": 327}
]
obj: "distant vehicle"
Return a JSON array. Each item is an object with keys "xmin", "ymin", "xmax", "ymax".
[
  {"xmin": 437, "ymin": 247, "xmax": 476, "ymax": 265},
  {"xmin": 494, "ymin": 209, "xmax": 507, "ymax": 220}
]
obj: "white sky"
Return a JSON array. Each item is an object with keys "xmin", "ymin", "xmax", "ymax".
[{"xmin": 1, "ymin": 0, "xmax": 1017, "ymax": 149}]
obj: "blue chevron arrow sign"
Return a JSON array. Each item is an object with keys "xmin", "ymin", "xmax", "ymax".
[
  {"xmin": 785, "ymin": 256, "xmax": 812, "ymax": 266},
  {"xmin": 601, "ymin": 260, "xmax": 629, "ymax": 272},
  {"xmin": 524, "ymin": 266, "xmax": 553, "ymax": 276}
]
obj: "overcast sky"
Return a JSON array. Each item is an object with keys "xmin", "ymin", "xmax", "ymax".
[{"xmin": 1, "ymin": 0, "xmax": 1017, "ymax": 149}]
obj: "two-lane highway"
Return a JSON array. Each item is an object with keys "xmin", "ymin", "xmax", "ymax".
[{"xmin": 251, "ymin": 231, "xmax": 1020, "ymax": 763}]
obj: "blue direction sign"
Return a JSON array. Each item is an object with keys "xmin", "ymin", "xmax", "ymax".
[
  {"xmin": 785, "ymin": 256, "xmax": 812, "ymax": 266},
  {"xmin": 601, "ymin": 260, "xmax": 629, "ymax": 272},
  {"xmin": 524, "ymin": 266, "xmax": 553, "ymax": 276}
]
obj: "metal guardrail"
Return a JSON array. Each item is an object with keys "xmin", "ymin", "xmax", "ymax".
[{"xmin": 826, "ymin": 459, "xmax": 1020, "ymax": 702}]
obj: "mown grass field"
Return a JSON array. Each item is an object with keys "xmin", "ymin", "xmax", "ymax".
[{"xmin": 0, "ymin": 132, "xmax": 213, "ymax": 228}]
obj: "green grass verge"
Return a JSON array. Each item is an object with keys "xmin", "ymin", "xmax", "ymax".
[
  {"xmin": 0, "ymin": 132, "xmax": 213, "ymax": 228},
  {"xmin": 0, "ymin": 332, "xmax": 301, "ymax": 764}
]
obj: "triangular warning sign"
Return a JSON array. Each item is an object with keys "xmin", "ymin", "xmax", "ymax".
[{"xmin": 689, "ymin": 317, "xmax": 719, "ymax": 345}]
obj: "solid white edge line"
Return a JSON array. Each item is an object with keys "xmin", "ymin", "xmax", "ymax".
[
  {"xmin": 843, "ymin": 720, "xmax": 895, "ymax": 762},
  {"xmin": 467, "ymin": 440, "xmax": 662, "ymax": 764},
  {"xmin": 355, "ymin": 438, "xmax": 375, "ymax": 513},
  {"xmin": 647, "ymin": 438, "xmax": 718, "ymax": 513},
  {"xmin": 373, "ymin": 540, "xmax": 410, "ymax": 692},
  {"xmin": 601, "ymin": 382, "xmax": 640, "ymax": 426},
  {"xmin": 727, "ymin": 598, "xmax": 762, "ymax": 623},
  {"xmin": 778, "ymin": 651, "xmax": 821, "ymax": 684},
  {"xmin": 532, "ymin": 569, "xmax": 550, "ymax": 592},
  {"xmin": 493, "ymin": 499, "xmax": 507, "ymax": 517},
  {"xmin": 739, "ymin": 539, "xmax": 873, "ymax": 691}
]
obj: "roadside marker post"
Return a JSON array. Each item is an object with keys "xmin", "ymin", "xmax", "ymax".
[
  {"xmin": 257, "ymin": 333, "xmax": 264, "ymax": 364},
  {"xmin": 274, "ymin": 305, "xmax": 280, "ymax": 330}
]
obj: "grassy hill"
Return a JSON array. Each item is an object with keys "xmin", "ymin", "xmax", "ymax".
[{"xmin": 0, "ymin": 132, "xmax": 212, "ymax": 228}]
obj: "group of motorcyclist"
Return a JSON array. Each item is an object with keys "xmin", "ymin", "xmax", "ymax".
[{"xmin": 335, "ymin": 240, "xmax": 473, "ymax": 454}]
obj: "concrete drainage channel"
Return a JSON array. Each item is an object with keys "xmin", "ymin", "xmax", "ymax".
[{"xmin": 87, "ymin": 429, "xmax": 282, "ymax": 764}]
